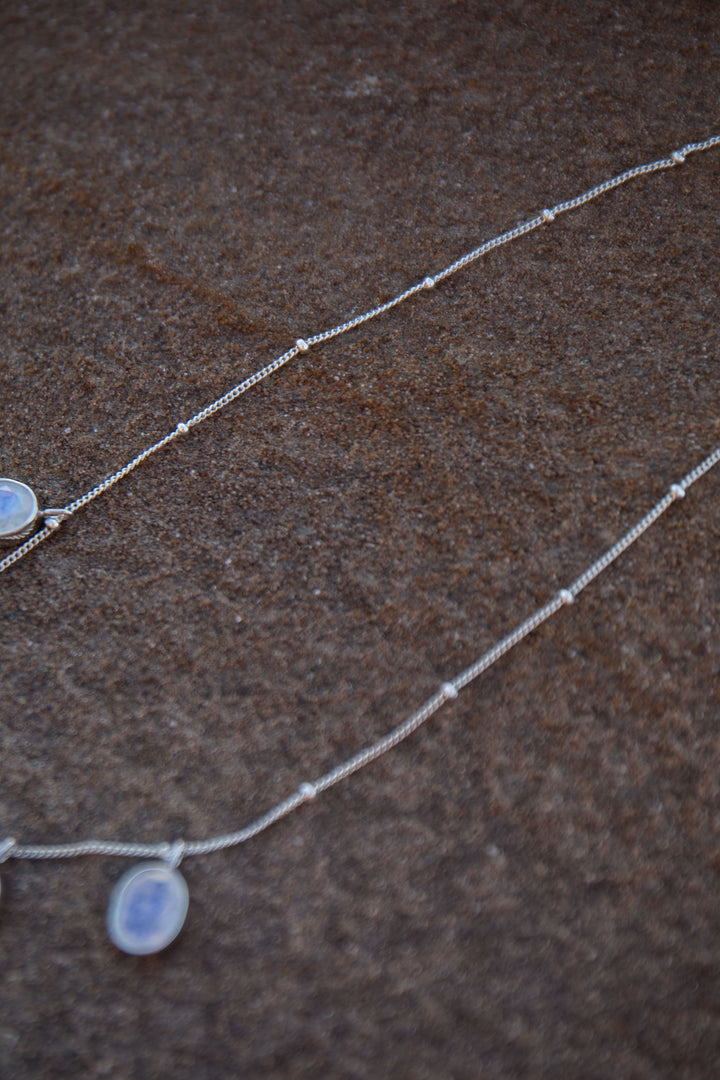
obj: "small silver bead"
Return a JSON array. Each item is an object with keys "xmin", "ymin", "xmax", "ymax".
[
  {"xmin": 298, "ymin": 782, "xmax": 317, "ymax": 800},
  {"xmin": 441, "ymin": 681, "xmax": 459, "ymax": 700},
  {"xmin": 542, "ymin": 208, "xmax": 556, "ymax": 222},
  {"xmin": 422, "ymin": 276, "xmax": 436, "ymax": 290},
  {"xmin": 176, "ymin": 422, "xmax": 189, "ymax": 434},
  {"xmin": 670, "ymin": 483, "xmax": 686, "ymax": 499},
  {"xmin": 672, "ymin": 150, "xmax": 686, "ymax": 164},
  {"xmin": 295, "ymin": 338, "xmax": 309, "ymax": 352},
  {"xmin": 557, "ymin": 589, "xmax": 575, "ymax": 606},
  {"xmin": 45, "ymin": 516, "xmax": 63, "ymax": 530}
]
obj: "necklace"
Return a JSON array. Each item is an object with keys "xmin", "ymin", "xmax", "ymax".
[{"xmin": 1, "ymin": 135, "xmax": 718, "ymax": 955}]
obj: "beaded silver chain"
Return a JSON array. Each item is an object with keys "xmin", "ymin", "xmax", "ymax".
[{"xmin": 1, "ymin": 134, "xmax": 718, "ymax": 954}]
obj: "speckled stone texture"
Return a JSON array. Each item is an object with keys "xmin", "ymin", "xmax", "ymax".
[{"xmin": 1, "ymin": 2, "xmax": 719, "ymax": 1077}]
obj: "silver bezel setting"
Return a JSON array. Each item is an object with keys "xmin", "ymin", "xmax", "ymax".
[
  {"xmin": 106, "ymin": 862, "xmax": 189, "ymax": 956},
  {"xmin": 0, "ymin": 478, "xmax": 39, "ymax": 543}
]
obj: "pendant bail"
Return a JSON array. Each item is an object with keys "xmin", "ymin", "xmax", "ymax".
[
  {"xmin": 0, "ymin": 838, "xmax": 16, "ymax": 863},
  {"xmin": 0, "ymin": 839, "xmax": 16, "ymax": 905},
  {"xmin": 160, "ymin": 839, "xmax": 186, "ymax": 868}
]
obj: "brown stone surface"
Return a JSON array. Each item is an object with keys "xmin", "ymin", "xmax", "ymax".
[{"xmin": 1, "ymin": 2, "xmax": 719, "ymax": 1077}]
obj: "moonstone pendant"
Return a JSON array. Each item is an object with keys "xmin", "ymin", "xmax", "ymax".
[
  {"xmin": 0, "ymin": 478, "xmax": 39, "ymax": 541},
  {"xmin": 107, "ymin": 862, "xmax": 189, "ymax": 955}
]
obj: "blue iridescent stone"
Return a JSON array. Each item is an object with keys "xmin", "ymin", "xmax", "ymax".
[
  {"xmin": 106, "ymin": 862, "xmax": 189, "ymax": 955},
  {"xmin": 0, "ymin": 478, "xmax": 38, "ymax": 540}
]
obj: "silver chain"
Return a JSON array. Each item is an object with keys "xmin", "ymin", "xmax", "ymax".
[
  {"xmin": 3, "ymin": 444, "xmax": 719, "ymax": 868},
  {"xmin": 2, "ymin": 133, "xmax": 718, "ymax": 579},
  {"xmin": 1, "ymin": 134, "xmax": 719, "ymax": 868}
]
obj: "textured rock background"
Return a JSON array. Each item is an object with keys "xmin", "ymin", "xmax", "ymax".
[{"xmin": 1, "ymin": 2, "xmax": 719, "ymax": 1077}]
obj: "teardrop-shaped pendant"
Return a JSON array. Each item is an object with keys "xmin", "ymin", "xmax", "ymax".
[
  {"xmin": 107, "ymin": 862, "xmax": 189, "ymax": 955},
  {"xmin": 0, "ymin": 479, "xmax": 39, "ymax": 542}
]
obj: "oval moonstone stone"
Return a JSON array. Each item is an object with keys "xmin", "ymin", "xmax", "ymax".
[
  {"xmin": 0, "ymin": 478, "xmax": 38, "ymax": 540},
  {"xmin": 106, "ymin": 862, "xmax": 189, "ymax": 955}
]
